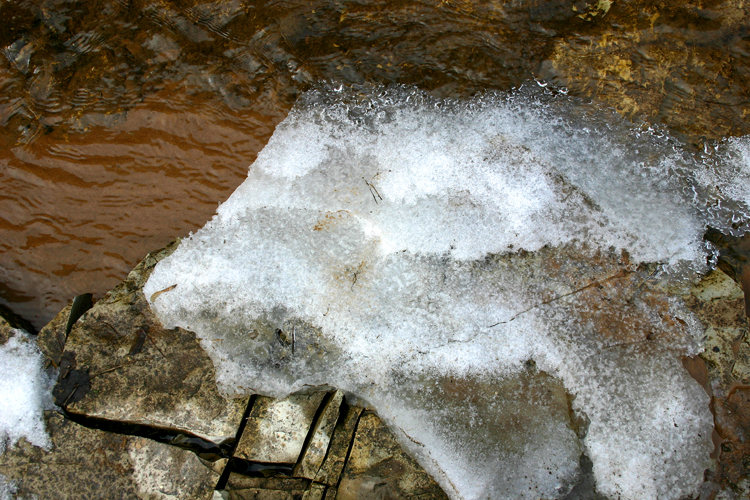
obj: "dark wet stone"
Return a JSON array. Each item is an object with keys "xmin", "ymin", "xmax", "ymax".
[
  {"xmin": 54, "ymin": 240, "xmax": 248, "ymax": 443},
  {"xmin": 0, "ymin": 411, "xmax": 221, "ymax": 500},
  {"xmin": 337, "ymin": 412, "xmax": 449, "ymax": 500},
  {"xmin": 53, "ymin": 350, "xmax": 92, "ymax": 406},
  {"xmin": 563, "ymin": 454, "xmax": 608, "ymax": 500}
]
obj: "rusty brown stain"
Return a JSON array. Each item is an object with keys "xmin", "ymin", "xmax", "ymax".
[{"xmin": 313, "ymin": 210, "xmax": 351, "ymax": 231}]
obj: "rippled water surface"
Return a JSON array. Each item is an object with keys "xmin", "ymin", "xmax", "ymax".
[{"xmin": 1, "ymin": 0, "xmax": 750, "ymax": 328}]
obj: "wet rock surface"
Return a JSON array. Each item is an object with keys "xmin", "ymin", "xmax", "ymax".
[{"xmin": 53, "ymin": 240, "xmax": 249, "ymax": 443}]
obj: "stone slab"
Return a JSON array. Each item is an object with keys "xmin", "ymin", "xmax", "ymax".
[
  {"xmin": 128, "ymin": 435, "xmax": 222, "ymax": 499},
  {"xmin": 53, "ymin": 240, "xmax": 248, "ymax": 443},
  {"xmin": 224, "ymin": 474, "xmax": 311, "ymax": 500},
  {"xmin": 314, "ymin": 403, "xmax": 362, "ymax": 487},
  {"xmin": 300, "ymin": 482, "xmax": 327, "ymax": 500},
  {"xmin": 294, "ymin": 391, "xmax": 343, "ymax": 480},
  {"xmin": 0, "ymin": 411, "xmax": 220, "ymax": 500},
  {"xmin": 234, "ymin": 392, "xmax": 326, "ymax": 464},
  {"xmin": 36, "ymin": 301, "xmax": 72, "ymax": 369},
  {"xmin": 336, "ymin": 412, "xmax": 448, "ymax": 500}
]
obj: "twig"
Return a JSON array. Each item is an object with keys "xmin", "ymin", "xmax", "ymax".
[
  {"xmin": 364, "ymin": 179, "xmax": 382, "ymax": 204},
  {"xmin": 488, "ymin": 270, "xmax": 629, "ymax": 327},
  {"xmin": 144, "ymin": 329, "xmax": 167, "ymax": 359}
]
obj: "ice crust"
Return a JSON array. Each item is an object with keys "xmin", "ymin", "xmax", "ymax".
[
  {"xmin": 144, "ymin": 87, "xmax": 734, "ymax": 500},
  {"xmin": 0, "ymin": 330, "xmax": 53, "ymax": 455}
]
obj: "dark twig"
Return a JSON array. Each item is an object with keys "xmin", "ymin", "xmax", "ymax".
[{"xmin": 488, "ymin": 270, "xmax": 629, "ymax": 327}]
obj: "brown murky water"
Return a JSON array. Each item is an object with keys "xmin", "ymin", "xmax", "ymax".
[{"xmin": 1, "ymin": 0, "xmax": 750, "ymax": 329}]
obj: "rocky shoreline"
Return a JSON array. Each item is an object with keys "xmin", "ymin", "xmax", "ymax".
[{"xmin": 0, "ymin": 233, "xmax": 748, "ymax": 499}]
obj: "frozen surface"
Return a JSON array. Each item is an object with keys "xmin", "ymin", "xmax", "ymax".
[
  {"xmin": 0, "ymin": 330, "xmax": 53, "ymax": 455},
  {"xmin": 144, "ymin": 86, "xmax": 733, "ymax": 500}
]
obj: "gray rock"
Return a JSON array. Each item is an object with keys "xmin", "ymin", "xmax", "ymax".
[
  {"xmin": 36, "ymin": 301, "xmax": 72, "ymax": 369},
  {"xmin": 234, "ymin": 392, "xmax": 326, "ymax": 464},
  {"xmin": 294, "ymin": 391, "xmax": 344, "ymax": 480},
  {"xmin": 36, "ymin": 294, "xmax": 93, "ymax": 369},
  {"xmin": 313, "ymin": 403, "xmax": 362, "ymax": 487},
  {"xmin": 128, "ymin": 435, "xmax": 222, "ymax": 499},
  {"xmin": 53, "ymin": 240, "xmax": 248, "ymax": 443},
  {"xmin": 0, "ymin": 411, "xmax": 221, "ymax": 500}
]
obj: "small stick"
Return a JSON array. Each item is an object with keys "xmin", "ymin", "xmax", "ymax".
[
  {"xmin": 144, "ymin": 330, "xmax": 167, "ymax": 359},
  {"xmin": 292, "ymin": 326, "xmax": 296, "ymax": 354}
]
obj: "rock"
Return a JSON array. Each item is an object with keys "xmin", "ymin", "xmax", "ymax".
[
  {"xmin": 36, "ymin": 301, "xmax": 72, "ymax": 368},
  {"xmin": 0, "ymin": 411, "xmax": 221, "ymax": 499},
  {"xmin": 543, "ymin": 0, "xmax": 750, "ymax": 141},
  {"xmin": 301, "ymin": 482, "xmax": 327, "ymax": 500},
  {"xmin": 223, "ymin": 394, "xmax": 451, "ymax": 499},
  {"xmin": 684, "ymin": 268, "xmax": 750, "ymax": 490},
  {"xmin": 53, "ymin": 240, "xmax": 248, "ymax": 444},
  {"xmin": 294, "ymin": 391, "xmax": 344, "ymax": 480},
  {"xmin": 128, "ymin": 435, "xmax": 222, "ymax": 499},
  {"xmin": 234, "ymin": 392, "xmax": 326, "ymax": 464},
  {"xmin": 223, "ymin": 475, "xmax": 311, "ymax": 499},
  {"xmin": 313, "ymin": 403, "xmax": 363, "ymax": 487},
  {"xmin": 337, "ymin": 412, "xmax": 449, "ymax": 500},
  {"xmin": 37, "ymin": 293, "xmax": 93, "ymax": 369}
]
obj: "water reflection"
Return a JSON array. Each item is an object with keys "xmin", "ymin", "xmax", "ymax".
[{"xmin": 1, "ymin": 0, "xmax": 749, "ymax": 328}]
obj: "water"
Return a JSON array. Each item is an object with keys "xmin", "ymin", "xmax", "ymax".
[{"xmin": 1, "ymin": 0, "xmax": 749, "ymax": 328}]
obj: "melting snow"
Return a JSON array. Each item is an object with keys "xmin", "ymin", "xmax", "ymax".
[{"xmin": 144, "ymin": 86, "xmax": 743, "ymax": 500}]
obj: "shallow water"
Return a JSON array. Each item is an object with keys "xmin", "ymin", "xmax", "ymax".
[{"xmin": 1, "ymin": 0, "xmax": 750, "ymax": 328}]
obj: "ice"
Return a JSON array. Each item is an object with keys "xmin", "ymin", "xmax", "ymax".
[
  {"xmin": 0, "ymin": 330, "xmax": 53, "ymax": 455},
  {"xmin": 145, "ymin": 86, "xmax": 724, "ymax": 500}
]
